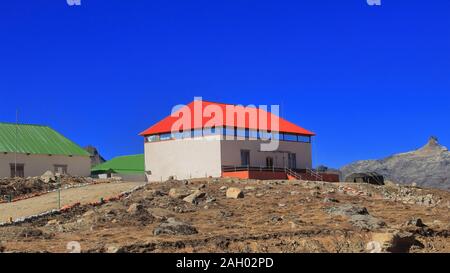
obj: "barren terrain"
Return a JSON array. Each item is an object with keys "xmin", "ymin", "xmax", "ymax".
[
  {"xmin": 0, "ymin": 178, "xmax": 449, "ymax": 253},
  {"xmin": 0, "ymin": 181, "xmax": 145, "ymax": 223}
]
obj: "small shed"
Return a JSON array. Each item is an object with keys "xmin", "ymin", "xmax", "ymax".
[
  {"xmin": 91, "ymin": 154, "xmax": 146, "ymax": 182},
  {"xmin": 344, "ymin": 172, "xmax": 385, "ymax": 186}
]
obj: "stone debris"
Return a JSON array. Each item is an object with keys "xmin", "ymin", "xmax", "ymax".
[
  {"xmin": 226, "ymin": 187, "xmax": 244, "ymax": 199},
  {"xmin": 0, "ymin": 174, "xmax": 96, "ymax": 202},
  {"xmin": 182, "ymin": 190, "xmax": 206, "ymax": 204},
  {"xmin": 326, "ymin": 204, "xmax": 385, "ymax": 230},
  {"xmin": 168, "ymin": 188, "xmax": 191, "ymax": 199},
  {"xmin": 1, "ymin": 177, "xmax": 449, "ymax": 253},
  {"xmin": 369, "ymin": 231, "xmax": 419, "ymax": 253},
  {"xmin": 153, "ymin": 218, "xmax": 198, "ymax": 236},
  {"xmin": 41, "ymin": 171, "xmax": 56, "ymax": 183},
  {"xmin": 322, "ymin": 197, "xmax": 339, "ymax": 203}
]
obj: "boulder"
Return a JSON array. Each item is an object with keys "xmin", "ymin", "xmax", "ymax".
[
  {"xmin": 127, "ymin": 203, "xmax": 144, "ymax": 215},
  {"xmin": 326, "ymin": 204, "xmax": 369, "ymax": 217},
  {"xmin": 168, "ymin": 188, "xmax": 191, "ymax": 199},
  {"xmin": 106, "ymin": 245, "xmax": 121, "ymax": 253},
  {"xmin": 226, "ymin": 187, "xmax": 244, "ymax": 199},
  {"xmin": 369, "ymin": 231, "xmax": 418, "ymax": 253},
  {"xmin": 41, "ymin": 171, "xmax": 56, "ymax": 183},
  {"xmin": 349, "ymin": 214, "xmax": 386, "ymax": 230},
  {"xmin": 153, "ymin": 218, "xmax": 198, "ymax": 236},
  {"xmin": 323, "ymin": 197, "xmax": 339, "ymax": 203},
  {"xmin": 326, "ymin": 204, "xmax": 385, "ymax": 230},
  {"xmin": 403, "ymin": 218, "xmax": 427, "ymax": 228},
  {"xmin": 183, "ymin": 190, "xmax": 206, "ymax": 204}
]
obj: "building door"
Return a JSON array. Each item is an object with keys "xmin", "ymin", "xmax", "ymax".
[
  {"xmin": 240, "ymin": 150, "xmax": 250, "ymax": 167},
  {"xmin": 10, "ymin": 164, "xmax": 25, "ymax": 178},
  {"xmin": 54, "ymin": 165, "xmax": 68, "ymax": 175},
  {"xmin": 266, "ymin": 157, "xmax": 274, "ymax": 168},
  {"xmin": 288, "ymin": 153, "xmax": 297, "ymax": 169}
]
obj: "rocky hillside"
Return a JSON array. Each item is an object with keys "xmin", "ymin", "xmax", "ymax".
[
  {"xmin": 1, "ymin": 178, "xmax": 449, "ymax": 253},
  {"xmin": 84, "ymin": 145, "xmax": 106, "ymax": 167},
  {"xmin": 341, "ymin": 137, "xmax": 450, "ymax": 190}
]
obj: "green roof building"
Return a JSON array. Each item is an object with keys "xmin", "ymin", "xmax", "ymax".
[
  {"xmin": 91, "ymin": 154, "xmax": 146, "ymax": 181},
  {"xmin": 0, "ymin": 122, "xmax": 91, "ymax": 178}
]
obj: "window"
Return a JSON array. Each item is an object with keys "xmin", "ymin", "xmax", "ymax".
[
  {"xmin": 297, "ymin": 135, "xmax": 311, "ymax": 143},
  {"xmin": 147, "ymin": 135, "xmax": 159, "ymax": 142},
  {"xmin": 10, "ymin": 164, "xmax": 24, "ymax": 178},
  {"xmin": 54, "ymin": 165, "xmax": 68, "ymax": 175},
  {"xmin": 284, "ymin": 133, "xmax": 298, "ymax": 142},
  {"xmin": 259, "ymin": 131, "xmax": 272, "ymax": 140},
  {"xmin": 236, "ymin": 128, "xmax": 246, "ymax": 138},
  {"xmin": 266, "ymin": 157, "xmax": 274, "ymax": 168},
  {"xmin": 240, "ymin": 150, "xmax": 250, "ymax": 167},
  {"xmin": 203, "ymin": 127, "xmax": 219, "ymax": 136},
  {"xmin": 248, "ymin": 130, "xmax": 258, "ymax": 139},
  {"xmin": 160, "ymin": 133, "xmax": 172, "ymax": 141},
  {"xmin": 225, "ymin": 127, "xmax": 236, "ymax": 139},
  {"xmin": 192, "ymin": 129, "xmax": 203, "ymax": 138}
]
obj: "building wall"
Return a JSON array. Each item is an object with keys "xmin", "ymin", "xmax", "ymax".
[
  {"xmin": 111, "ymin": 173, "xmax": 147, "ymax": 182},
  {"xmin": 144, "ymin": 135, "xmax": 222, "ymax": 181},
  {"xmin": 220, "ymin": 140, "xmax": 312, "ymax": 169},
  {"xmin": 0, "ymin": 153, "xmax": 91, "ymax": 178}
]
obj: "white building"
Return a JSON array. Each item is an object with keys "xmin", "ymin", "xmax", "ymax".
[
  {"xmin": 140, "ymin": 100, "xmax": 328, "ymax": 182},
  {"xmin": 0, "ymin": 123, "xmax": 91, "ymax": 178}
]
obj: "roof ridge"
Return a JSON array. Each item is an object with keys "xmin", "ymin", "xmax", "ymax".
[
  {"xmin": 0, "ymin": 122, "xmax": 49, "ymax": 128},
  {"xmin": 112, "ymin": 154, "xmax": 145, "ymax": 158},
  {"xmin": 192, "ymin": 100, "xmax": 264, "ymax": 108}
]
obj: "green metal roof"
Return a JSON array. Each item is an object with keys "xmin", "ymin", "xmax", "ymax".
[
  {"xmin": 0, "ymin": 122, "xmax": 90, "ymax": 156},
  {"xmin": 91, "ymin": 154, "xmax": 145, "ymax": 174}
]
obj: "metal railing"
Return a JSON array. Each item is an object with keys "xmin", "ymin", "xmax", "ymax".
[
  {"xmin": 284, "ymin": 167, "xmax": 303, "ymax": 180},
  {"xmin": 305, "ymin": 168, "xmax": 323, "ymax": 181},
  {"xmin": 221, "ymin": 165, "xmax": 324, "ymax": 182},
  {"xmin": 222, "ymin": 165, "xmax": 285, "ymax": 173}
]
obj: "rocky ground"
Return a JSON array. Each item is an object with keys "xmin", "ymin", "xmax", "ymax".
[
  {"xmin": 0, "ymin": 178, "xmax": 449, "ymax": 253},
  {"xmin": 0, "ymin": 172, "xmax": 93, "ymax": 201}
]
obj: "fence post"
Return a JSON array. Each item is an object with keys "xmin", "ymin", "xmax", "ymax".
[{"xmin": 57, "ymin": 176, "xmax": 61, "ymax": 210}]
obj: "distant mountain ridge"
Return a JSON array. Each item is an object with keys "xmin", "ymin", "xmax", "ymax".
[
  {"xmin": 84, "ymin": 145, "xmax": 106, "ymax": 168},
  {"xmin": 340, "ymin": 137, "xmax": 450, "ymax": 190}
]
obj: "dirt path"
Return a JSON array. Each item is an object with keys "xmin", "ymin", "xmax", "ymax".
[{"xmin": 0, "ymin": 181, "xmax": 146, "ymax": 223}]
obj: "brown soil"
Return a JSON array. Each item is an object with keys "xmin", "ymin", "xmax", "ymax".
[{"xmin": 0, "ymin": 178, "xmax": 448, "ymax": 253}]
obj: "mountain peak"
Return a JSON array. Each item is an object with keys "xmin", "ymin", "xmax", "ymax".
[{"xmin": 416, "ymin": 136, "xmax": 448, "ymax": 154}]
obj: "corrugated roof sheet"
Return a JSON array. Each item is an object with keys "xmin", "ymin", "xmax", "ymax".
[
  {"xmin": 91, "ymin": 154, "xmax": 145, "ymax": 174},
  {"xmin": 0, "ymin": 122, "xmax": 90, "ymax": 156},
  {"xmin": 139, "ymin": 100, "xmax": 315, "ymax": 136}
]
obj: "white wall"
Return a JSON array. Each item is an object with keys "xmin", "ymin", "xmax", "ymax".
[
  {"xmin": 144, "ymin": 135, "xmax": 222, "ymax": 181},
  {"xmin": 144, "ymin": 136, "xmax": 313, "ymax": 181},
  {"xmin": 220, "ymin": 140, "xmax": 312, "ymax": 169},
  {"xmin": 0, "ymin": 153, "xmax": 91, "ymax": 178}
]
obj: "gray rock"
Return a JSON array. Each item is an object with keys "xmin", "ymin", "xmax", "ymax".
[
  {"xmin": 183, "ymin": 190, "xmax": 206, "ymax": 204},
  {"xmin": 226, "ymin": 187, "xmax": 244, "ymax": 199},
  {"xmin": 349, "ymin": 214, "xmax": 386, "ymax": 230},
  {"xmin": 326, "ymin": 204, "xmax": 369, "ymax": 217},
  {"xmin": 168, "ymin": 188, "xmax": 191, "ymax": 199},
  {"xmin": 323, "ymin": 197, "xmax": 339, "ymax": 203},
  {"xmin": 40, "ymin": 171, "xmax": 56, "ymax": 183},
  {"xmin": 153, "ymin": 218, "xmax": 198, "ymax": 236},
  {"xmin": 403, "ymin": 218, "xmax": 427, "ymax": 228},
  {"xmin": 370, "ymin": 231, "xmax": 419, "ymax": 253}
]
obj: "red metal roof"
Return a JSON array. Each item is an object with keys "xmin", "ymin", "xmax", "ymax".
[{"xmin": 139, "ymin": 100, "xmax": 315, "ymax": 136}]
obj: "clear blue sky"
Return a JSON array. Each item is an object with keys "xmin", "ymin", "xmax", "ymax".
[{"xmin": 0, "ymin": 0, "xmax": 449, "ymax": 168}]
